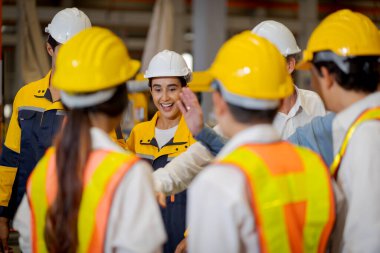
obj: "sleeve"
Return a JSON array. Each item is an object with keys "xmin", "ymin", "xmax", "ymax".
[
  {"xmin": 341, "ymin": 123, "xmax": 380, "ymax": 252},
  {"xmin": 287, "ymin": 113, "xmax": 335, "ymax": 166},
  {"xmin": 106, "ymin": 161, "xmax": 166, "ymax": 253},
  {"xmin": 110, "ymin": 125, "xmax": 127, "ymax": 150},
  {"xmin": 153, "ymin": 142, "xmax": 214, "ymax": 195},
  {"xmin": 0, "ymin": 90, "xmax": 22, "ymax": 214},
  {"xmin": 13, "ymin": 195, "xmax": 32, "ymax": 253},
  {"xmin": 187, "ymin": 166, "xmax": 259, "ymax": 253},
  {"xmin": 194, "ymin": 126, "xmax": 227, "ymax": 156}
]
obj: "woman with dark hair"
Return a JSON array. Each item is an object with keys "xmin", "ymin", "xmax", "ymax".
[
  {"xmin": 126, "ymin": 50, "xmax": 196, "ymax": 253},
  {"xmin": 14, "ymin": 27, "xmax": 166, "ymax": 253}
]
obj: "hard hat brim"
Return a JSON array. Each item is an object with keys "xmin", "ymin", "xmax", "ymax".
[
  {"xmin": 126, "ymin": 59, "xmax": 141, "ymax": 81},
  {"xmin": 296, "ymin": 60, "xmax": 312, "ymax": 70}
]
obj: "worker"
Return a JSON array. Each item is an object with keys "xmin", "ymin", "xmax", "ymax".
[
  {"xmin": 126, "ymin": 50, "xmax": 196, "ymax": 253},
  {"xmin": 187, "ymin": 31, "xmax": 335, "ymax": 252},
  {"xmin": 296, "ymin": 9, "xmax": 380, "ymax": 252},
  {"xmin": 0, "ymin": 8, "xmax": 92, "ymax": 251},
  {"xmin": 13, "ymin": 27, "xmax": 166, "ymax": 253},
  {"xmin": 252, "ymin": 20, "xmax": 326, "ymax": 139},
  {"xmin": 0, "ymin": 8, "xmax": 129, "ymax": 251}
]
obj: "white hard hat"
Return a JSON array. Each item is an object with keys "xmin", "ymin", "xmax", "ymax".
[
  {"xmin": 252, "ymin": 20, "xmax": 301, "ymax": 57},
  {"xmin": 144, "ymin": 50, "xmax": 192, "ymax": 83},
  {"xmin": 45, "ymin": 7, "xmax": 91, "ymax": 44}
]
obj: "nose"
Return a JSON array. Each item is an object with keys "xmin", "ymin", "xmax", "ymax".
[{"xmin": 161, "ymin": 90, "xmax": 169, "ymax": 101}]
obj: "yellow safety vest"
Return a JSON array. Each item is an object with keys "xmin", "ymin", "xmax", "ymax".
[
  {"xmin": 27, "ymin": 148, "xmax": 139, "ymax": 253},
  {"xmin": 330, "ymin": 107, "xmax": 380, "ymax": 179},
  {"xmin": 218, "ymin": 141, "xmax": 335, "ymax": 253}
]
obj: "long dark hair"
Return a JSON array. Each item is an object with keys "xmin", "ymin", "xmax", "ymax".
[{"xmin": 44, "ymin": 84, "xmax": 128, "ymax": 253}]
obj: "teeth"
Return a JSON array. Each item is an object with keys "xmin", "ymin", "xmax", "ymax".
[{"xmin": 161, "ymin": 103, "xmax": 173, "ymax": 108}]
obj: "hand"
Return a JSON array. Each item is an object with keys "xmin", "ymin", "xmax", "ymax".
[
  {"xmin": 174, "ymin": 238, "xmax": 187, "ymax": 253},
  {"xmin": 176, "ymin": 88, "xmax": 204, "ymax": 136},
  {"xmin": 0, "ymin": 217, "xmax": 12, "ymax": 253},
  {"xmin": 156, "ymin": 192, "xmax": 166, "ymax": 208}
]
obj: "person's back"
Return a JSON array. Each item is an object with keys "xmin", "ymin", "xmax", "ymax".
[
  {"xmin": 14, "ymin": 27, "xmax": 166, "ymax": 253},
  {"xmin": 188, "ymin": 31, "xmax": 335, "ymax": 253},
  {"xmin": 296, "ymin": 9, "xmax": 380, "ymax": 252}
]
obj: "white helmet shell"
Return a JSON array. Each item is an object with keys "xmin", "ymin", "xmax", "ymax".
[
  {"xmin": 144, "ymin": 50, "xmax": 192, "ymax": 83},
  {"xmin": 45, "ymin": 7, "xmax": 91, "ymax": 44},
  {"xmin": 252, "ymin": 20, "xmax": 301, "ymax": 57}
]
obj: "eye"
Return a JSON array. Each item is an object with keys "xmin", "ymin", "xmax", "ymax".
[
  {"xmin": 169, "ymin": 87, "xmax": 178, "ymax": 92},
  {"xmin": 153, "ymin": 87, "xmax": 161, "ymax": 92}
]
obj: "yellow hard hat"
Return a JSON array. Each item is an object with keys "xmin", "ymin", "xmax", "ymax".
[
  {"xmin": 209, "ymin": 31, "xmax": 293, "ymax": 109},
  {"xmin": 297, "ymin": 9, "xmax": 380, "ymax": 70},
  {"xmin": 53, "ymin": 27, "xmax": 140, "ymax": 93}
]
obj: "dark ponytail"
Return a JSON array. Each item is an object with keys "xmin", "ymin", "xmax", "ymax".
[
  {"xmin": 45, "ymin": 109, "xmax": 92, "ymax": 253},
  {"xmin": 44, "ymin": 84, "xmax": 128, "ymax": 253}
]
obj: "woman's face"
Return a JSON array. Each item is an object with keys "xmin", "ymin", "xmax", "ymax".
[{"xmin": 150, "ymin": 77, "xmax": 183, "ymax": 120}]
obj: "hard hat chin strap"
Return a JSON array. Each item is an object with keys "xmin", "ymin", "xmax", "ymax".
[{"xmin": 61, "ymin": 88, "xmax": 117, "ymax": 109}]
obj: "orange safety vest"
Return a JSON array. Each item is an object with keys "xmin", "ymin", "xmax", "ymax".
[
  {"xmin": 330, "ymin": 107, "xmax": 380, "ymax": 179},
  {"xmin": 26, "ymin": 148, "xmax": 139, "ymax": 253},
  {"xmin": 218, "ymin": 141, "xmax": 335, "ymax": 253}
]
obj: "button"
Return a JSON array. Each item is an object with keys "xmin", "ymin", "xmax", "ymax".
[
  {"xmin": 176, "ymin": 148, "xmax": 178, "ymax": 151},
  {"xmin": 185, "ymin": 145, "xmax": 188, "ymax": 148},
  {"xmin": 38, "ymin": 90, "xmax": 41, "ymax": 93},
  {"xmin": 140, "ymin": 140, "xmax": 142, "ymax": 143}
]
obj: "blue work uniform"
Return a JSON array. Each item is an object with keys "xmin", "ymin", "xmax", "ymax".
[
  {"xmin": 0, "ymin": 71, "xmax": 126, "ymax": 219},
  {"xmin": 126, "ymin": 112, "xmax": 196, "ymax": 253}
]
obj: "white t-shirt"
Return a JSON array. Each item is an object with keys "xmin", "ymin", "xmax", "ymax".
[{"xmin": 155, "ymin": 125, "xmax": 178, "ymax": 149}]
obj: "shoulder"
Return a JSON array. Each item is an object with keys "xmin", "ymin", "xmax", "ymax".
[
  {"xmin": 190, "ymin": 163, "xmax": 247, "ymax": 201},
  {"xmin": 14, "ymin": 78, "xmax": 46, "ymax": 106},
  {"xmin": 130, "ymin": 120, "xmax": 154, "ymax": 135}
]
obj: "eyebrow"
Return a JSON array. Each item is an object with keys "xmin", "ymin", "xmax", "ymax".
[{"xmin": 152, "ymin": 83, "xmax": 180, "ymax": 88}]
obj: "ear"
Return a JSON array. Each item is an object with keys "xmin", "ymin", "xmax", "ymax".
[
  {"xmin": 212, "ymin": 91, "xmax": 228, "ymax": 118},
  {"xmin": 287, "ymin": 57, "xmax": 296, "ymax": 74},
  {"xmin": 320, "ymin": 66, "xmax": 335, "ymax": 90},
  {"xmin": 46, "ymin": 42, "xmax": 54, "ymax": 57}
]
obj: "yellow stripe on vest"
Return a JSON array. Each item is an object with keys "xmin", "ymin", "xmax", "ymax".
[
  {"xmin": 330, "ymin": 107, "xmax": 380, "ymax": 178},
  {"xmin": 219, "ymin": 142, "xmax": 334, "ymax": 253},
  {"xmin": 27, "ymin": 149, "xmax": 53, "ymax": 253},
  {"xmin": 78, "ymin": 152, "xmax": 137, "ymax": 253}
]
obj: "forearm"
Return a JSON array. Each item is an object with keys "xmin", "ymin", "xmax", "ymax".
[
  {"xmin": 194, "ymin": 126, "xmax": 226, "ymax": 156},
  {"xmin": 153, "ymin": 142, "xmax": 214, "ymax": 195}
]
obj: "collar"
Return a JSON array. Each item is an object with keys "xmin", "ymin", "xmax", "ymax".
[
  {"xmin": 33, "ymin": 70, "xmax": 51, "ymax": 99},
  {"xmin": 287, "ymin": 86, "xmax": 305, "ymax": 117},
  {"xmin": 147, "ymin": 112, "xmax": 192, "ymax": 144},
  {"xmin": 91, "ymin": 127, "xmax": 125, "ymax": 153},
  {"xmin": 217, "ymin": 124, "xmax": 281, "ymax": 160},
  {"xmin": 333, "ymin": 91, "xmax": 380, "ymax": 154}
]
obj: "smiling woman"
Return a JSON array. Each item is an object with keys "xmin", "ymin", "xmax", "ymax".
[{"xmin": 126, "ymin": 50, "xmax": 196, "ymax": 253}]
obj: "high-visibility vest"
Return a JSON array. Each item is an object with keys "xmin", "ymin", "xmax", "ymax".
[
  {"xmin": 330, "ymin": 107, "xmax": 380, "ymax": 179},
  {"xmin": 27, "ymin": 148, "xmax": 140, "ymax": 253},
  {"xmin": 218, "ymin": 141, "xmax": 335, "ymax": 253}
]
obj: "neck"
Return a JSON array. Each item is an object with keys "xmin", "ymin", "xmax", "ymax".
[
  {"xmin": 278, "ymin": 88, "xmax": 297, "ymax": 114},
  {"xmin": 226, "ymin": 121, "xmax": 256, "ymax": 139},
  {"xmin": 89, "ymin": 113, "xmax": 117, "ymax": 133},
  {"xmin": 333, "ymin": 88, "xmax": 369, "ymax": 112},
  {"xmin": 156, "ymin": 114, "xmax": 181, "ymax": 129}
]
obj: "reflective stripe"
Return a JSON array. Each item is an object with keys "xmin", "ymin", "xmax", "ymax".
[
  {"xmin": 27, "ymin": 149, "xmax": 53, "ymax": 253},
  {"xmin": 27, "ymin": 148, "xmax": 139, "ymax": 253},
  {"xmin": 18, "ymin": 106, "xmax": 46, "ymax": 113},
  {"xmin": 330, "ymin": 107, "xmax": 380, "ymax": 178},
  {"xmin": 0, "ymin": 166, "xmax": 18, "ymax": 206},
  {"xmin": 219, "ymin": 142, "xmax": 335, "ymax": 253}
]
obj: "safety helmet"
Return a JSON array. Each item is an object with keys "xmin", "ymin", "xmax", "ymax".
[
  {"xmin": 45, "ymin": 7, "xmax": 91, "ymax": 44},
  {"xmin": 252, "ymin": 20, "xmax": 301, "ymax": 57},
  {"xmin": 209, "ymin": 31, "xmax": 293, "ymax": 110},
  {"xmin": 52, "ymin": 27, "xmax": 140, "ymax": 95},
  {"xmin": 297, "ymin": 9, "xmax": 380, "ymax": 70},
  {"xmin": 144, "ymin": 50, "xmax": 192, "ymax": 83}
]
